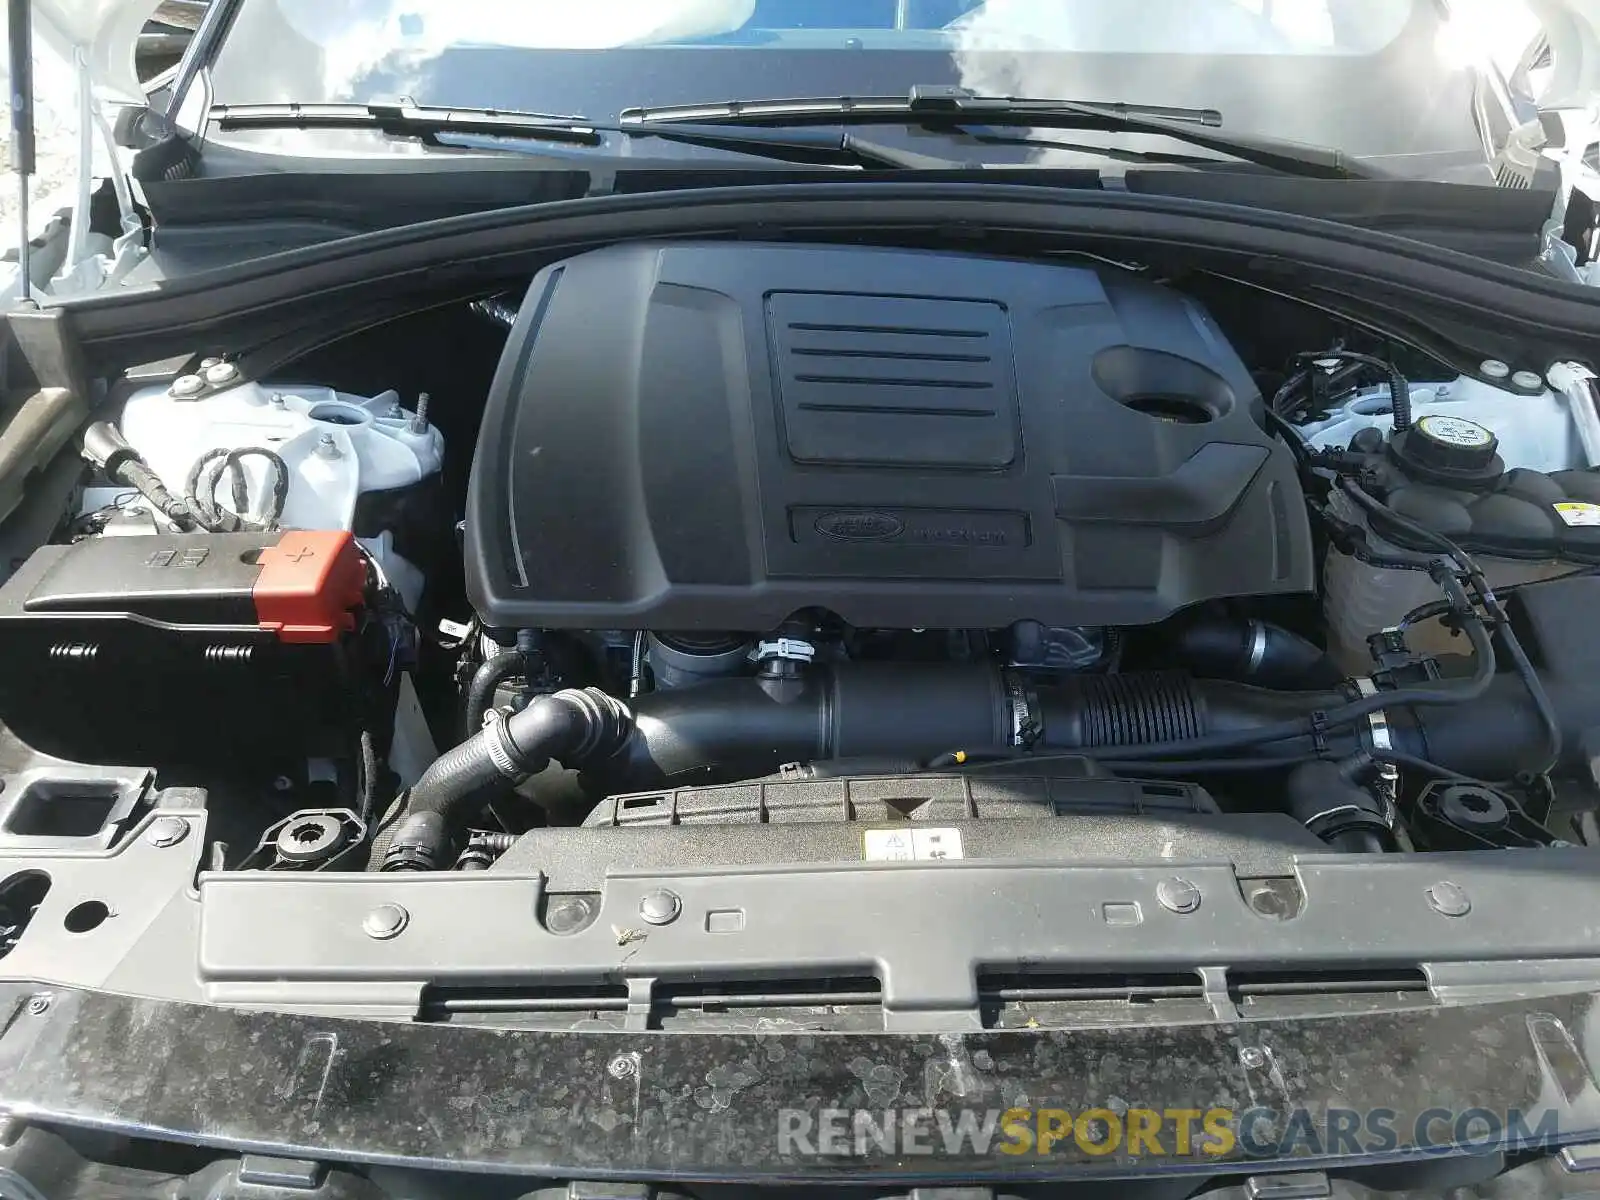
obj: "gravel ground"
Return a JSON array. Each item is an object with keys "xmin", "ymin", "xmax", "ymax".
[
  {"xmin": 0, "ymin": 3, "xmax": 203, "ymax": 247},
  {"xmin": 0, "ymin": 50, "xmax": 90, "ymax": 246}
]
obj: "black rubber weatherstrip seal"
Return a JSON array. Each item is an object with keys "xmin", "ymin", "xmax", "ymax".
[{"xmin": 52, "ymin": 182, "xmax": 1600, "ymax": 375}]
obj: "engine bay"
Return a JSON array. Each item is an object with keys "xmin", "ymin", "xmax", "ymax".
[{"xmin": 4, "ymin": 238, "xmax": 1600, "ymax": 890}]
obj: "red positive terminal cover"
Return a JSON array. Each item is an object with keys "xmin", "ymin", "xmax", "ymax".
[{"xmin": 252, "ymin": 530, "xmax": 366, "ymax": 643}]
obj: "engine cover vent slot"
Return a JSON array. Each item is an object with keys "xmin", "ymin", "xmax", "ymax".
[{"xmin": 769, "ymin": 292, "xmax": 1017, "ymax": 468}]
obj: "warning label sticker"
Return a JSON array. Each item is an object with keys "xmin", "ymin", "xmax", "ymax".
[
  {"xmin": 863, "ymin": 828, "xmax": 964, "ymax": 861},
  {"xmin": 1555, "ymin": 502, "xmax": 1600, "ymax": 527}
]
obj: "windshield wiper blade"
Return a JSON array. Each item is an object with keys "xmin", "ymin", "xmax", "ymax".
[
  {"xmin": 210, "ymin": 101, "xmax": 967, "ymax": 169},
  {"xmin": 620, "ymin": 87, "xmax": 1384, "ymax": 181},
  {"xmin": 623, "ymin": 87, "xmax": 1223, "ymax": 128},
  {"xmin": 210, "ymin": 101, "xmax": 606, "ymax": 146}
]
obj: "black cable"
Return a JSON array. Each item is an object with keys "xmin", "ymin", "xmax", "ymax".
[
  {"xmin": 1339, "ymin": 481, "xmax": 1474, "ymax": 576},
  {"xmin": 629, "ymin": 631, "xmax": 648, "ymax": 698},
  {"xmin": 184, "ymin": 446, "xmax": 290, "ymax": 532},
  {"xmin": 1292, "ymin": 349, "xmax": 1412, "ymax": 432},
  {"xmin": 1400, "ymin": 566, "xmax": 1600, "ymax": 629},
  {"xmin": 183, "ymin": 447, "xmax": 238, "ymax": 531},
  {"xmin": 358, "ymin": 730, "xmax": 379, "ymax": 826},
  {"xmin": 1270, "ymin": 370, "xmax": 1309, "ymax": 417},
  {"xmin": 1367, "ymin": 749, "xmax": 1487, "ymax": 787}
]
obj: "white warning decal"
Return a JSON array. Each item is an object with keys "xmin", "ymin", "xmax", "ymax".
[
  {"xmin": 863, "ymin": 828, "xmax": 964, "ymax": 861},
  {"xmin": 1555, "ymin": 502, "xmax": 1600, "ymax": 527}
]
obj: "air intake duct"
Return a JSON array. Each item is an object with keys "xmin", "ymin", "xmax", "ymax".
[{"xmin": 387, "ymin": 660, "xmax": 1600, "ymax": 868}]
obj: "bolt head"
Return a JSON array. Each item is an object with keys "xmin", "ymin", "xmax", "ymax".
[
  {"xmin": 1426, "ymin": 881, "xmax": 1471, "ymax": 917},
  {"xmin": 608, "ymin": 1054, "xmax": 637, "ymax": 1079},
  {"xmin": 362, "ymin": 903, "xmax": 409, "ymax": 940},
  {"xmin": 545, "ymin": 896, "xmax": 596, "ymax": 935},
  {"xmin": 274, "ymin": 814, "xmax": 344, "ymax": 864},
  {"xmin": 638, "ymin": 889, "xmax": 682, "ymax": 926},
  {"xmin": 1239, "ymin": 1046, "xmax": 1267, "ymax": 1069},
  {"xmin": 146, "ymin": 816, "xmax": 191, "ymax": 848},
  {"xmin": 1156, "ymin": 877, "xmax": 1201, "ymax": 914},
  {"xmin": 25, "ymin": 994, "xmax": 50, "ymax": 1016}
]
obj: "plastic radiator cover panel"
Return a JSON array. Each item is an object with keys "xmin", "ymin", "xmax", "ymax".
[{"xmin": 466, "ymin": 241, "xmax": 1312, "ymax": 629}]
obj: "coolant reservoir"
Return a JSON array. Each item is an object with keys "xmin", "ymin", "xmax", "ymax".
[
  {"xmin": 1310, "ymin": 375, "xmax": 1600, "ymax": 673},
  {"xmin": 1322, "ymin": 490, "xmax": 1569, "ymax": 673},
  {"xmin": 80, "ymin": 380, "xmax": 444, "ymax": 609}
]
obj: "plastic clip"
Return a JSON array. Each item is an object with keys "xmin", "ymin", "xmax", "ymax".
[{"xmin": 1309, "ymin": 710, "xmax": 1331, "ymax": 756}]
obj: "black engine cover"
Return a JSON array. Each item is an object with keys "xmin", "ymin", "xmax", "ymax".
[{"xmin": 466, "ymin": 241, "xmax": 1311, "ymax": 630}]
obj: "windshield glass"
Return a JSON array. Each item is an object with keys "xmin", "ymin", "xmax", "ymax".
[{"xmin": 206, "ymin": 0, "xmax": 1518, "ymax": 178}]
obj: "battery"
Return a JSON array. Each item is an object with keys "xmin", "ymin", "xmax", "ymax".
[{"xmin": 0, "ymin": 531, "xmax": 370, "ymax": 768}]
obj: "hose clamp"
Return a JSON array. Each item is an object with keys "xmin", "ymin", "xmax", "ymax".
[
  {"xmin": 1354, "ymin": 677, "xmax": 1399, "ymax": 826},
  {"xmin": 1246, "ymin": 620, "xmax": 1269, "ymax": 675},
  {"xmin": 1354, "ymin": 677, "xmax": 1396, "ymax": 754},
  {"xmin": 481, "ymin": 710, "xmax": 526, "ymax": 782},
  {"xmin": 754, "ymin": 637, "xmax": 816, "ymax": 664}
]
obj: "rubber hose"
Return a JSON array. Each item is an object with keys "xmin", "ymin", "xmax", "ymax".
[
  {"xmin": 383, "ymin": 688, "xmax": 629, "ymax": 870},
  {"xmin": 1285, "ymin": 759, "xmax": 1392, "ymax": 852},
  {"xmin": 464, "ymin": 649, "xmax": 526, "ymax": 736},
  {"xmin": 1173, "ymin": 617, "xmax": 1341, "ymax": 690}
]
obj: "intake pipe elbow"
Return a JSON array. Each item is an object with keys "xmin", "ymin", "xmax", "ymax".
[
  {"xmin": 1173, "ymin": 617, "xmax": 1342, "ymax": 690},
  {"xmin": 381, "ymin": 687, "xmax": 631, "ymax": 871}
]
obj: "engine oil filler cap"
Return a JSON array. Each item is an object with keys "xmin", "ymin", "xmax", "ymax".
[
  {"xmin": 252, "ymin": 531, "xmax": 366, "ymax": 644},
  {"xmin": 1391, "ymin": 414, "xmax": 1504, "ymax": 488}
]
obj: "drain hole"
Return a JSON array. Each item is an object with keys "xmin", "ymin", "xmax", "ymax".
[{"xmin": 63, "ymin": 900, "xmax": 109, "ymax": 933}]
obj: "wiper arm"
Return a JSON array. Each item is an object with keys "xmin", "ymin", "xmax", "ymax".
[
  {"xmin": 624, "ymin": 123, "xmax": 967, "ymax": 169},
  {"xmin": 620, "ymin": 86, "xmax": 1385, "ymax": 181},
  {"xmin": 208, "ymin": 101, "xmax": 960, "ymax": 169},
  {"xmin": 210, "ymin": 101, "xmax": 607, "ymax": 146}
]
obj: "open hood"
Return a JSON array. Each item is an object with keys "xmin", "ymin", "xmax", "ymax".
[
  {"xmin": 10, "ymin": 0, "xmax": 1600, "ymax": 301},
  {"xmin": 21, "ymin": 0, "xmax": 160, "ymax": 103}
]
